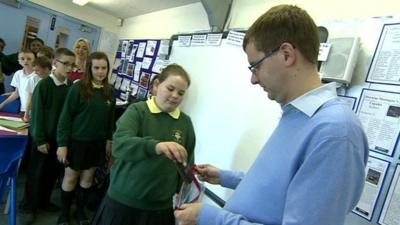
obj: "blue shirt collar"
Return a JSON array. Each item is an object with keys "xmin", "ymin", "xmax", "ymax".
[{"xmin": 286, "ymin": 82, "xmax": 337, "ymax": 117}]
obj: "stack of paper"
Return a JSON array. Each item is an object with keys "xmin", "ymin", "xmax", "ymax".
[
  {"xmin": 0, "ymin": 118, "xmax": 29, "ymax": 130},
  {"xmin": 0, "ymin": 125, "xmax": 18, "ymax": 134}
]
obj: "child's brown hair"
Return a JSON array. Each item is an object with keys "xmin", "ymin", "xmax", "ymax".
[{"xmin": 33, "ymin": 56, "xmax": 52, "ymax": 70}]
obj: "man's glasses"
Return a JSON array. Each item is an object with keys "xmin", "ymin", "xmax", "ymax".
[
  {"xmin": 56, "ymin": 59, "xmax": 76, "ymax": 69},
  {"xmin": 248, "ymin": 46, "xmax": 280, "ymax": 73}
]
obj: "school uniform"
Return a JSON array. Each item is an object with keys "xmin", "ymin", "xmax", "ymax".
[
  {"xmin": 24, "ymin": 73, "xmax": 42, "ymax": 117},
  {"xmin": 57, "ymin": 80, "xmax": 115, "ymax": 170},
  {"xmin": 92, "ymin": 98, "xmax": 196, "ymax": 225},
  {"xmin": 20, "ymin": 74, "xmax": 71, "ymax": 212},
  {"xmin": 25, "ymin": 73, "xmax": 42, "ymax": 95},
  {"xmin": 56, "ymin": 80, "xmax": 115, "ymax": 225},
  {"xmin": 10, "ymin": 69, "xmax": 34, "ymax": 112}
]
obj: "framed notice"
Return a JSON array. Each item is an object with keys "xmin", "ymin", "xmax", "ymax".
[
  {"xmin": 352, "ymin": 156, "xmax": 390, "ymax": 221},
  {"xmin": 366, "ymin": 23, "xmax": 400, "ymax": 85},
  {"xmin": 379, "ymin": 164, "xmax": 400, "ymax": 225},
  {"xmin": 357, "ymin": 89, "xmax": 400, "ymax": 156}
]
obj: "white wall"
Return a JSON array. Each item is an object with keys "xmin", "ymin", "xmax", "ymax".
[
  {"xmin": 27, "ymin": 0, "xmax": 400, "ymax": 46},
  {"xmin": 118, "ymin": 0, "xmax": 400, "ymax": 38},
  {"xmin": 119, "ymin": 2, "xmax": 209, "ymax": 39},
  {"xmin": 29, "ymin": 0, "xmax": 121, "ymax": 34},
  {"xmin": 229, "ymin": 0, "xmax": 400, "ymax": 29}
]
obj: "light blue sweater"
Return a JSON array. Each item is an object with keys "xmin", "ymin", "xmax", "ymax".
[{"xmin": 199, "ymin": 83, "xmax": 369, "ymax": 225}]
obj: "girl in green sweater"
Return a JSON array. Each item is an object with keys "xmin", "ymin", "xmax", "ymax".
[
  {"xmin": 92, "ymin": 64, "xmax": 196, "ymax": 225},
  {"xmin": 56, "ymin": 52, "xmax": 115, "ymax": 225}
]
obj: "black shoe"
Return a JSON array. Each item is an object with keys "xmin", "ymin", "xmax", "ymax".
[
  {"xmin": 40, "ymin": 202, "xmax": 61, "ymax": 212},
  {"xmin": 57, "ymin": 213, "xmax": 70, "ymax": 225},
  {"xmin": 74, "ymin": 210, "xmax": 90, "ymax": 225},
  {"xmin": 17, "ymin": 210, "xmax": 35, "ymax": 225}
]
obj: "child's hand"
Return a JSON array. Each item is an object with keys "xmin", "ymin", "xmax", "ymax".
[
  {"xmin": 57, "ymin": 147, "xmax": 69, "ymax": 165},
  {"xmin": 37, "ymin": 143, "xmax": 49, "ymax": 154},
  {"xmin": 22, "ymin": 114, "xmax": 30, "ymax": 123},
  {"xmin": 155, "ymin": 142, "xmax": 188, "ymax": 164},
  {"xmin": 106, "ymin": 140, "xmax": 112, "ymax": 157}
]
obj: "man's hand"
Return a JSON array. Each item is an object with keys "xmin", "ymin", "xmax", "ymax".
[
  {"xmin": 174, "ymin": 203, "xmax": 202, "ymax": 225},
  {"xmin": 195, "ymin": 164, "xmax": 221, "ymax": 185}
]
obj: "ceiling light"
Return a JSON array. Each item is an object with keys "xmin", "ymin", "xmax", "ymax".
[{"xmin": 73, "ymin": 0, "xmax": 90, "ymax": 6}]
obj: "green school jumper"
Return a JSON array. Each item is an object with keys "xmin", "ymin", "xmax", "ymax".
[
  {"xmin": 108, "ymin": 99, "xmax": 196, "ymax": 210},
  {"xmin": 57, "ymin": 81, "xmax": 115, "ymax": 146},
  {"xmin": 30, "ymin": 75, "xmax": 71, "ymax": 146}
]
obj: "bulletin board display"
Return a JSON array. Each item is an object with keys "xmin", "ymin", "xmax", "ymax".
[
  {"xmin": 378, "ymin": 163, "xmax": 400, "ymax": 225},
  {"xmin": 110, "ymin": 39, "xmax": 170, "ymax": 101}
]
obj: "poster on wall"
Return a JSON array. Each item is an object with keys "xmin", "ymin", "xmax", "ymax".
[
  {"xmin": 146, "ymin": 40, "xmax": 157, "ymax": 56},
  {"xmin": 191, "ymin": 34, "xmax": 207, "ymax": 46},
  {"xmin": 352, "ymin": 156, "xmax": 390, "ymax": 221},
  {"xmin": 357, "ymin": 89, "xmax": 400, "ymax": 156},
  {"xmin": 178, "ymin": 36, "xmax": 192, "ymax": 47},
  {"xmin": 379, "ymin": 164, "xmax": 400, "ymax": 225},
  {"xmin": 112, "ymin": 39, "xmax": 170, "ymax": 101},
  {"xmin": 226, "ymin": 30, "xmax": 245, "ymax": 46},
  {"xmin": 366, "ymin": 23, "xmax": 400, "ymax": 85},
  {"xmin": 206, "ymin": 33, "xmax": 223, "ymax": 46}
]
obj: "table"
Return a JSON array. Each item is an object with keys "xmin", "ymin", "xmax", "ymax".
[
  {"xmin": 0, "ymin": 112, "xmax": 28, "ymax": 216},
  {"xmin": 0, "ymin": 112, "xmax": 28, "ymax": 136}
]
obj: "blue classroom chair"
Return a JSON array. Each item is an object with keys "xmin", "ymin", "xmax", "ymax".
[
  {"xmin": 0, "ymin": 135, "xmax": 28, "ymax": 225},
  {"xmin": 0, "ymin": 95, "xmax": 20, "ymax": 114}
]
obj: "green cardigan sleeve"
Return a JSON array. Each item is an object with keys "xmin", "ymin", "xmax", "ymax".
[
  {"xmin": 57, "ymin": 83, "xmax": 79, "ymax": 147},
  {"xmin": 31, "ymin": 80, "xmax": 47, "ymax": 145},
  {"xmin": 112, "ymin": 104, "xmax": 159, "ymax": 163}
]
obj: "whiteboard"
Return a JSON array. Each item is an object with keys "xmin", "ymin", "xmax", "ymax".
[{"xmin": 169, "ymin": 39, "xmax": 282, "ymax": 198}]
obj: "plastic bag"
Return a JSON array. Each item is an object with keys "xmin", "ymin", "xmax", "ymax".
[{"xmin": 173, "ymin": 165, "xmax": 204, "ymax": 209}]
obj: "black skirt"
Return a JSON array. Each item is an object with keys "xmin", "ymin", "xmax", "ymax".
[
  {"xmin": 91, "ymin": 195, "xmax": 175, "ymax": 225},
  {"xmin": 67, "ymin": 139, "xmax": 106, "ymax": 170}
]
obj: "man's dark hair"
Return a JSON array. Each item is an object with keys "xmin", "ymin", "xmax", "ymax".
[{"xmin": 243, "ymin": 5, "xmax": 320, "ymax": 64}]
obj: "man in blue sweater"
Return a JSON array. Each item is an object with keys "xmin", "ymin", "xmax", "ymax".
[{"xmin": 175, "ymin": 4, "xmax": 369, "ymax": 225}]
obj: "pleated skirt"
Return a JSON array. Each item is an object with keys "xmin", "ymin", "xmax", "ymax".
[{"xmin": 91, "ymin": 195, "xmax": 175, "ymax": 225}]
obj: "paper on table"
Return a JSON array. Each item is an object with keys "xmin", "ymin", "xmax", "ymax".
[
  {"xmin": 0, "ymin": 125, "xmax": 17, "ymax": 133},
  {"xmin": 0, "ymin": 118, "xmax": 29, "ymax": 130},
  {"xmin": 0, "ymin": 115, "xmax": 23, "ymax": 122}
]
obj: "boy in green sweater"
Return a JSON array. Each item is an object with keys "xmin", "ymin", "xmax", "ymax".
[
  {"xmin": 18, "ymin": 48, "xmax": 75, "ymax": 225},
  {"xmin": 92, "ymin": 64, "xmax": 196, "ymax": 225}
]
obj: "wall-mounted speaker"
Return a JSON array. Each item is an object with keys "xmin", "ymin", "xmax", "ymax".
[{"xmin": 320, "ymin": 37, "xmax": 360, "ymax": 84}]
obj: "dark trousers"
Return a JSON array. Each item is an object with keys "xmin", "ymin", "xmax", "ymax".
[
  {"xmin": 20, "ymin": 139, "xmax": 63, "ymax": 211},
  {"xmin": 0, "ymin": 83, "xmax": 4, "ymax": 95},
  {"xmin": 19, "ymin": 130, "xmax": 32, "ymax": 172}
]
